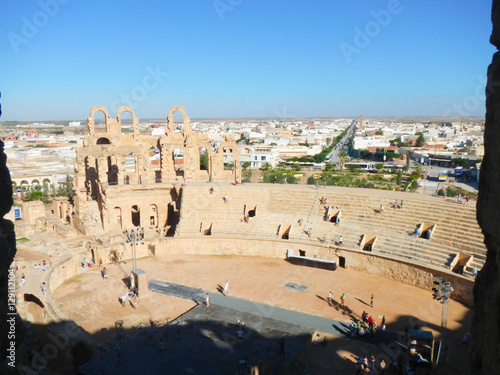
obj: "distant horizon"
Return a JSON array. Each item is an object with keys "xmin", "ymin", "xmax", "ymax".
[
  {"xmin": 1, "ymin": 1, "xmax": 493, "ymax": 121},
  {"xmin": 0, "ymin": 114, "xmax": 486, "ymax": 124}
]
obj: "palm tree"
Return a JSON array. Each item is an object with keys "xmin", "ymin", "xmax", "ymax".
[{"xmin": 339, "ymin": 151, "xmax": 348, "ymax": 169}]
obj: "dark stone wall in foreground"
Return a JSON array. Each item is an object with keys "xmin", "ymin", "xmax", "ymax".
[
  {"xmin": 473, "ymin": 1, "xmax": 500, "ymax": 373},
  {"xmin": 0, "ymin": 140, "xmax": 17, "ymax": 366}
]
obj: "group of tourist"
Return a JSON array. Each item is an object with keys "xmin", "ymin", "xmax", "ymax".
[
  {"xmin": 34, "ymin": 258, "xmax": 50, "ymax": 272},
  {"xmin": 355, "ymin": 355, "xmax": 386, "ymax": 375}
]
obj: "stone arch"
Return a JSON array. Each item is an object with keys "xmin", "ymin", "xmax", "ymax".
[
  {"xmin": 42, "ymin": 178, "xmax": 51, "ymax": 185},
  {"xmin": 20, "ymin": 180, "xmax": 29, "ymax": 186},
  {"xmin": 107, "ymin": 156, "xmax": 119, "ymax": 185},
  {"xmin": 131, "ymin": 205, "xmax": 140, "ymax": 227},
  {"xmin": 88, "ymin": 106, "xmax": 111, "ymax": 135},
  {"xmin": 117, "ymin": 107, "xmax": 139, "ymax": 136},
  {"xmin": 167, "ymin": 106, "xmax": 192, "ymax": 135},
  {"xmin": 24, "ymin": 293, "xmax": 45, "ymax": 324},
  {"xmin": 31, "ymin": 179, "xmax": 40, "ymax": 186},
  {"xmin": 96, "ymin": 137, "xmax": 111, "ymax": 145}
]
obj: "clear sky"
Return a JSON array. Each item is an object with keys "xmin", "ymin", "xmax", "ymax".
[{"xmin": 0, "ymin": 0, "xmax": 495, "ymax": 121}]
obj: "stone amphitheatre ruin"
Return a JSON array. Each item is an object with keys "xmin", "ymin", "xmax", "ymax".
[
  {"xmin": 0, "ymin": 102, "xmax": 494, "ymax": 373},
  {"xmin": 4, "ymin": 4, "xmax": 500, "ymax": 366}
]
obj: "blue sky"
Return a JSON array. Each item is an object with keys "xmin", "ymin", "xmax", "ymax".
[{"xmin": 0, "ymin": 0, "xmax": 495, "ymax": 121}]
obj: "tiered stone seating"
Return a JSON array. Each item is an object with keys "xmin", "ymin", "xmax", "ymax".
[{"xmin": 175, "ymin": 184, "xmax": 486, "ymax": 278}]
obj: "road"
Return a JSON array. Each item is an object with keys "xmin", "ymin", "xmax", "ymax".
[{"xmin": 329, "ymin": 119, "xmax": 357, "ymax": 165}]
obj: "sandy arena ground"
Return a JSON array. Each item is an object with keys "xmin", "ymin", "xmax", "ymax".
[{"xmin": 53, "ymin": 254, "xmax": 472, "ymax": 373}]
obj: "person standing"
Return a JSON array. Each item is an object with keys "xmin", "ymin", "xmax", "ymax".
[
  {"xmin": 379, "ymin": 359, "xmax": 386, "ymax": 375},
  {"xmin": 328, "ymin": 291, "xmax": 332, "ymax": 306},
  {"xmin": 41, "ymin": 282, "xmax": 46, "ymax": 295},
  {"xmin": 339, "ymin": 236, "xmax": 343, "ymax": 246},
  {"xmin": 223, "ymin": 280, "xmax": 229, "ymax": 296},
  {"xmin": 340, "ymin": 293, "xmax": 346, "ymax": 307},
  {"xmin": 49, "ymin": 255, "xmax": 53, "ymax": 267},
  {"xmin": 205, "ymin": 293, "xmax": 210, "ymax": 307},
  {"xmin": 370, "ymin": 294, "xmax": 374, "ymax": 308}
]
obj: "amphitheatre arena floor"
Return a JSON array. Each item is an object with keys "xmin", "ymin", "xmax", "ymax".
[{"xmin": 53, "ymin": 253, "xmax": 473, "ymax": 374}]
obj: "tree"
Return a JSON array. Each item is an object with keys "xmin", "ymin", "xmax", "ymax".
[
  {"xmin": 292, "ymin": 163, "xmax": 301, "ymax": 171},
  {"xmin": 360, "ymin": 149, "xmax": 372, "ymax": 158},
  {"xmin": 375, "ymin": 131, "xmax": 384, "ymax": 135},
  {"xmin": 200, "ymin": 151, "xmax": 209, "ymax": 170},
  {"xmin": 242, "ymin": 161, "xmax": 251, "ymax": 169},
  {"xmin": 375, "ymin": 163, "xmax": 384, "ymax": 171},
  {"xmin": 261, "ymin": 162, "xmax": 271, "ymax": 171},
  {"xmin": 339, "ymin": 151, "xmax": 348, "ymax": 169},
  {"xmin": 415, "ymin": 134, "xmax": 426, "ymax": 147},
  {"xmin": 397, "ymin": 170, "xmax": 403, "ymax": 185}
]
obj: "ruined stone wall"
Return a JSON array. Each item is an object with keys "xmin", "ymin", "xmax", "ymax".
[
  {"xmin": 73, "ymin": 106, "xmax": 241, "ymax": 235},
  {"xmin": 472, "ymin": 1, "xmax": 500, "ymax": 373}
]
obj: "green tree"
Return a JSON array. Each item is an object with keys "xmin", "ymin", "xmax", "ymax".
[
  {"xmin": 375, "ymin": 131, "xmax": 384, "ymax": 135},
  {"xmin": 375, "ymin": 163, "xmax": 384, "ymax": 171},
  {"xmin": 397, "ymin": 170, "xmax": 403, "ymax": 185},
  {"xmin": 242, "ymin": 161, "xmax": 251, "ymax": 169},
  {"xmin": 200, "ymin": 151, "xmax": 209, "ymax": 170},
  {"xmin": 415, "ymin": 134, "xmax": 426, "ymax": 147},
  {"xmin": 339, "ymin": 151, "xmax": 348, "ymax": 169},
  {"xmin": 261, "ymin": 162, "xmax": 271, "ymax": 171},
  {"xmin": 292, "ymin": 163, "xmax": 301, "ymax": 171}
]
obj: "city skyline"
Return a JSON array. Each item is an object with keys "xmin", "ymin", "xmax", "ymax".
[{"xmin": 0, "ymin": 0, "xmax": 495, "ymax": 121}]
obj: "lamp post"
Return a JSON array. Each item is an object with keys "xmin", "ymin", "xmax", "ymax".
[
  {"xmin": 432, "ymin": 275, "xmax": 453, "ymax": 328},
  {"xmin": 124, "ymin": 227, "xmax": 144, "ymax": 271}
]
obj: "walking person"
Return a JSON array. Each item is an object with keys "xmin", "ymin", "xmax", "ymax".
[
  {"xmin": 328, "ymin": 291, "xmax": 332, "ymax": 306},
  {"xmin": 205, "ymin": 293, "xmax": 210, "ymax": 307},
  {"xmin": 370, "ymin": 294, "xmax": 374, "ymax": 308},
  {"xmin": 339, "ymin": 235, "xmax": 343, "ymax": 246},
  {"xmin": 41, "ymin": 282, "xmax": 46, "ymax": 295},
  {"xmin": 340, "ymin": 293, "xmax": 346, "ymax": 307},
  {"xmin": 223, "ymin": 280, "xmax": 229, "ymax": 296}
]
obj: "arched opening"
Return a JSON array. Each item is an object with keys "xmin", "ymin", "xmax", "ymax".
[
  {"xmin": 24, "ymin": 293, "xmax": 45, "ymax": 324},
  {"xmin": 131, "ymin": 205, "xmax": 140, "ymax": 227},
  {"xmin": 125, "ymin": 153, "xmax": 136, "ymax": 172},
  {"xmin": 31, "ymin": 179, "xmax": 40, "ymax": 186},
  {"xmin": 93, "ymin": 110, "xmax": 107, "ymax": 132},
  {"xmin": 149, "ymin": 204, "xmax": 158, "ymax": 227},
  {"xmin": 118, "ymin": 110, "xmax": 133, "ymax": 134},
  {"xmin": 223, "ymin": 147, "xmax": 235, "ymax": 171},
  {"xmin": 113, "ymin": 207, "xmax": 122, "ymax": 229},
  {"xmin": 173, "ymin": 149, "xmax": 184, "ymax": 177},
  {"xmin": 85, "ymin": 156, "xmax": 98, "ymax": 199},
  {"xmin": 148, "ymin": 147, "xmax": 160, "ymax": 170},
  {"xmin": 172, "ymin": 110, "xmax": 185, "ymax": 131},
  {"xmin": 107, "ymin": 156, "xmax": 118, "ymax": 185},
  {"xmin": 42, "ymin": 178, "xmax": 51, "ymax": 185},
  {"xmin": 199, "ymin": 146, "xmax": 209, "ymax": 171},
  {"xmin": 96, "ymin": 137, "xmax": 111, "ymax": 145},
  {"xmin": 20, "ymin": 180, "xmax": 29, "ymax": 186}
]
